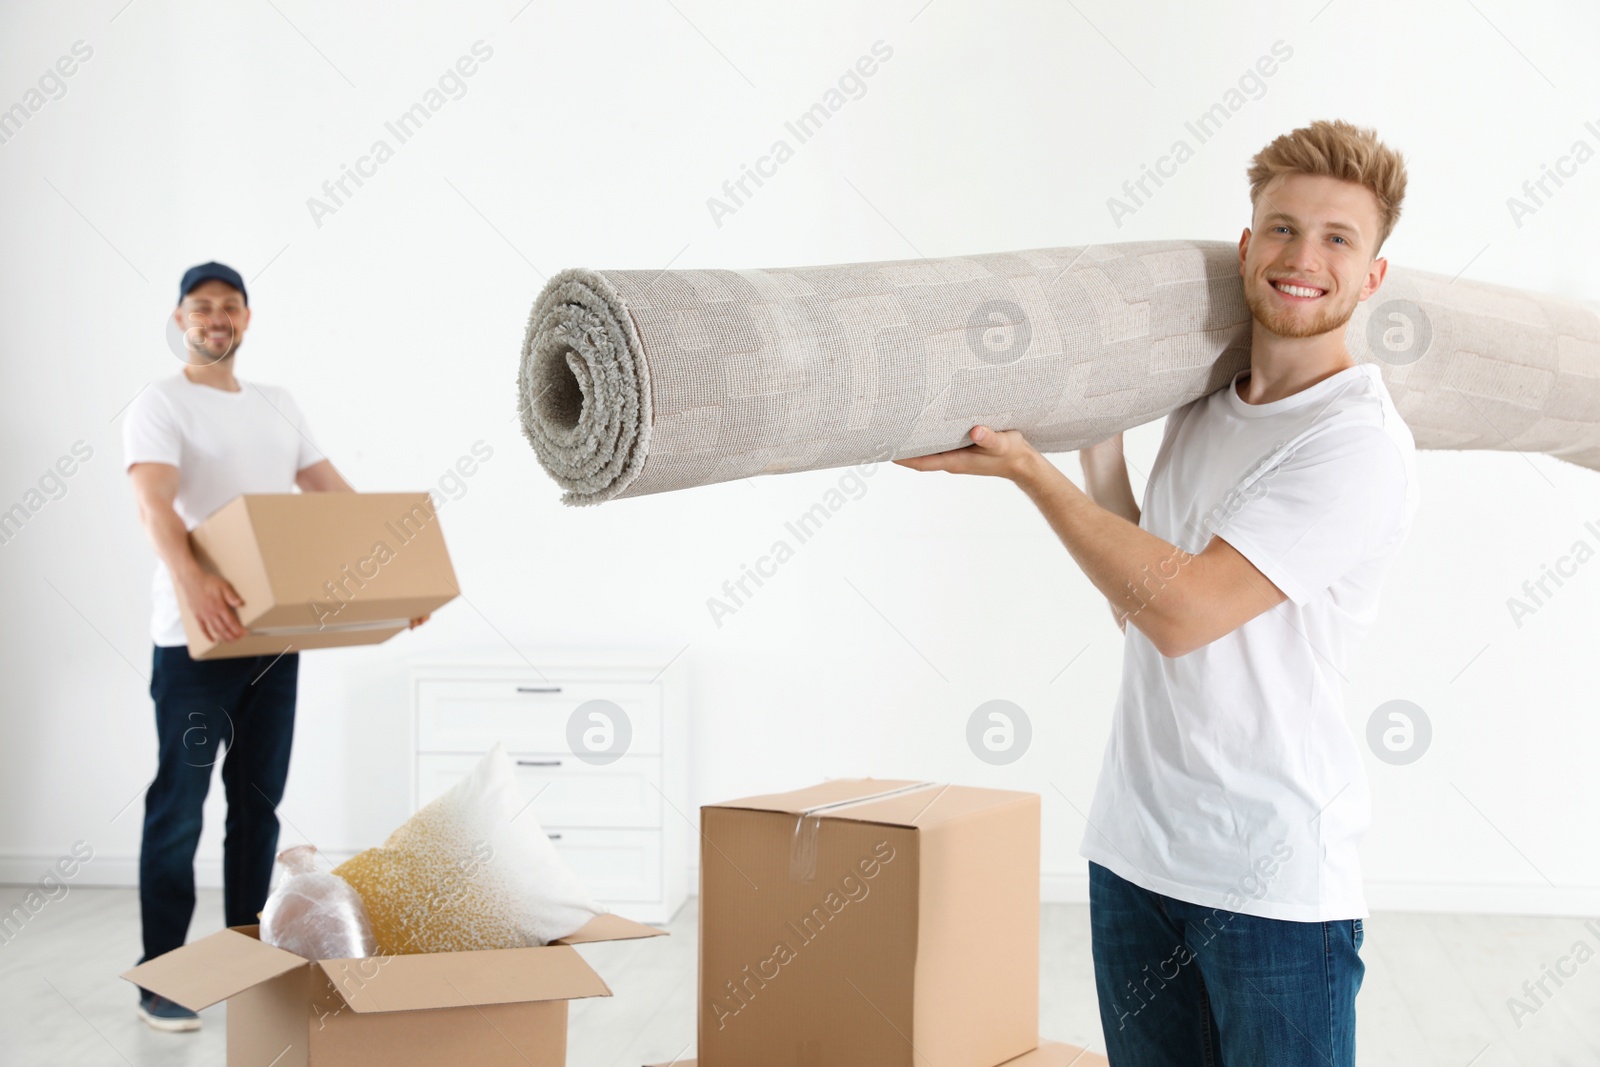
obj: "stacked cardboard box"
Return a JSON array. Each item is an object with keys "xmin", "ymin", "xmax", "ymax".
[{"xmin": 647, "ymin": 778, "xmax": 1108, "ymax": 1067}]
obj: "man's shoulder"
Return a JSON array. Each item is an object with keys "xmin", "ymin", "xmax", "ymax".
[
  {"xmin": 1286, "ymin": 364, "xmax": 1414, "ymax": 457},
  {"xmin": 1287, "ymin": 375, "xmax": 1419, "ymax": 520},
  {"xmin": 125, "ymin": 375, "xmax": 185, "ymax": 420},
  {"xmin": 241, "ymin": 377, "xmax": 297, "ymax": 406},
  {"xmin": 139, "ymin": 372, "xmax": 188, "ymax": 398},
  {"xmin": 1329, "ymin": 365, "xmax": 1416, "ymax": 455}
]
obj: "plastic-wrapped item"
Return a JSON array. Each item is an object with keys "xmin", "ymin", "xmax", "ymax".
[{"xmin": 259, "ymin": 845, "xmax": 377, "ymax": 960}]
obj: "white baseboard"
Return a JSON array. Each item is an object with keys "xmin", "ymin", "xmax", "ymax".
[{"xmin": 6, "ymin": 857, "xmax": 1597, "ymax": 917}]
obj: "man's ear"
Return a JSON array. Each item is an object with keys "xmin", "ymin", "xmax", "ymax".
[
  {"xmin": 1237, "ymin": 227, "xmax": 1252, "ymax": 275},
  {"xmin": 172, "ymin": 305, "xmax": 199, "ymax": 343},
  {"xmin": 1361, "ymin": 255, "xmax": 1388, "ymax": 300}
]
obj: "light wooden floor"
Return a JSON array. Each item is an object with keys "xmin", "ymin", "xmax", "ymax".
[{"xmin": 2, "ymin": 887, "xmax": 1596, "ymax": 1065}]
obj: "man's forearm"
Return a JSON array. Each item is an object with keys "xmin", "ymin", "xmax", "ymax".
[
  {"xmin": 141, "ymin": 503, "xmax": 204, "ymax": 589},
  {"xmin": 1015, "ymin": 452, "xmax": 1191, "ymax": 650}
]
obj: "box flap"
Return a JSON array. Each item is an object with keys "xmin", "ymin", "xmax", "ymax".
[
  {"xmin": 119, "ymin": 927, "xmax": 308, "ymax": 1011},
  {"xmin": 550, "ymin": 912, "xmax": 668, "ymax": 945},
  {"xmin": 709, "ymin": 778, "xmax": 1036, "ymax": 829},
  {"xmin": 318, "ymin": 943, "xmax": 610, "ymax": 1013}
]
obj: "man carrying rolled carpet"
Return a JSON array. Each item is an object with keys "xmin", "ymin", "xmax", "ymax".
[{"xmin": 897, "ymin": 118, "xmax": 1417, "ymax": 1067}]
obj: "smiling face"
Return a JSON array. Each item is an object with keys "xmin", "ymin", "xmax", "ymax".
[
  {"xmin": 1240, "ymin": 172, "xmax": 1385, "ymax": 339},
  {"xmin": 173, "ymin": 278, "xmax": 250, "ymax": 364}
]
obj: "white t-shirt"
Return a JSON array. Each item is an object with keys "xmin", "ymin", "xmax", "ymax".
[
  {"xmin": 122, "ymin": 372, "xmax": 327, "ymax": 646},
  {"xmin": 1078, "ymin": 362, "xmax": 1419, "ymax": 922}
]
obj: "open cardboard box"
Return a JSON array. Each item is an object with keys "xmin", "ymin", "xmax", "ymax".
[
  {"xmin": 123, "ymin": 912, "xmax": 665, "ymax": 1066},
  {"xmin": 656, "ymin": 778, "xmax": 1105, "ymax": 1067},
  {"xmin": 177, "ymin": 492, "xmax": 459, "ymax": 660}
]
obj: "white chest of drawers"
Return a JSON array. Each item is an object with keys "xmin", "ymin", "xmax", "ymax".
[{"xmin": 407, "ymin": 652, "xmax": 689, "ymax": 924}]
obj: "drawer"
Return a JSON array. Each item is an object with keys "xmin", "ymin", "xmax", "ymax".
[
  {"xmin": 415, "ymin": 753, "xmax": 663, "ymax": 828},
  {"xmin": 417, "ymin": 680, "xmax": 661, "ymax": 757},
  {"xmin": 543, "ymin": 828, "xmax": 661, "ymax": 904}
]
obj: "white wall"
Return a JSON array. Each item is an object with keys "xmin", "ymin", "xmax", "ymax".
[{"xmin": 2, "ymin": 0, "xmax": 1597, "ymax": 914}]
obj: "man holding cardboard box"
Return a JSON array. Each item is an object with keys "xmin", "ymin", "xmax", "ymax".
[
  {"xmin": 121, "ymin": 262, "xmax": 430, "ymax": 1031},
  {"xmin": 897, "ymin": 121, "xmax": 1415, "ymax": 1065}
]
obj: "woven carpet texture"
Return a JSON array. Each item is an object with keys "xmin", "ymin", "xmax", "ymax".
[{"xmin": 517, "ymin": 239, "xmax": 1600, "ymax": 506}]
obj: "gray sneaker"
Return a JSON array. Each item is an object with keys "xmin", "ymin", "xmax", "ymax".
[{"xmin": 137, "ymin": 989, "xmax": 201, "ymax": 1032}]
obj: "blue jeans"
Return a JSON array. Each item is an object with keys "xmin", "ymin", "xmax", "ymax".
[
  {"xmin": 138, "ymin": 644, "xmax": 298, "ymax": 966},
  {"xmin": 1088, "ymin": 861, "xmax": 1364, "ymax": 1067}
]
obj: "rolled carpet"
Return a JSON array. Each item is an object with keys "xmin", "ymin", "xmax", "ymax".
[{"xmin": 516, "ymin": 239, "xmax": 1600, "ymax": 506}]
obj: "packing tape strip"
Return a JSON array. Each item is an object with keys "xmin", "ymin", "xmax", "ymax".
[
  {"xmin": 788, "ymin": 781, "xmax": 941, "ymax": 883},
  {"xmin": 248, "ymin": 618, "xmax": 411, "ymax": 636},
  {"xmin": 788, "ymin": 813, "xmax": 823, "ymax": 884}
]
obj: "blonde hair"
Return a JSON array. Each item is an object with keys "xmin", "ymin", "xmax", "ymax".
[{"xmin": 1247, "ymin": 119, "xmax": 1407, "ymax": 253}]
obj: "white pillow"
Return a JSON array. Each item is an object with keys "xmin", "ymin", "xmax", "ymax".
[{"xmin": 334, "ymin": 742, "xmax": 604, "ymax": 954}]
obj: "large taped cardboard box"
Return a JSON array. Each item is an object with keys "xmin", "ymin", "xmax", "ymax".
[
  {"xmin": 177, "ymin": 491, "xmax": 458, "ymax": 660},
  {"xmin": 691, "ymin": 779, "xmax": 1044, "ymax": 1067},
  {"xmin": 122, "ymin": 913, "xmax": 665, "ymax": 1066}
]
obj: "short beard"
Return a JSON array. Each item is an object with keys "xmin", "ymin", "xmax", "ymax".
[
  {"xmin": 186, "ymin": 337, "xmax": 240, "ymax": 365},
  {"xmin": 1244, "ymin": 275, "xmax": 1357, "ymax": 339}
]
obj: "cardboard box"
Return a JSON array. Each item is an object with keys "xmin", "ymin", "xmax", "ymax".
[
  {"xmin": 177, "ymin": 492, "xmax": 458, "ymax": 660},
  {"xmin": 647, "ymin": 1042, "xmax": 1108, "ymax": 1067},
  {"xmin": 692, "ymin": 779, "xmax": 1043, "ymax": 1067},
  {"xmin": 122, "ymin": 913, "xmax": 665, "ymax": 1066}
]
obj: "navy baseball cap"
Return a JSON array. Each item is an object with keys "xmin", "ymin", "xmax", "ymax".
[{"xmin": 178, "ymin": 262, "xmax": 248, "ymax": 306}]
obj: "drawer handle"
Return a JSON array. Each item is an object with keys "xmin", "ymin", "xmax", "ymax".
[
  {"xmin": 516, "ymin": 686, "xmax": 563, "ymax": 694},
  {"xmin": 547, "ymin": 833, "xmax": 563, "ymax": 841},
  {"xmin": 516, "ymin": 759, "xmax": 563, "ymax": 768}
]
